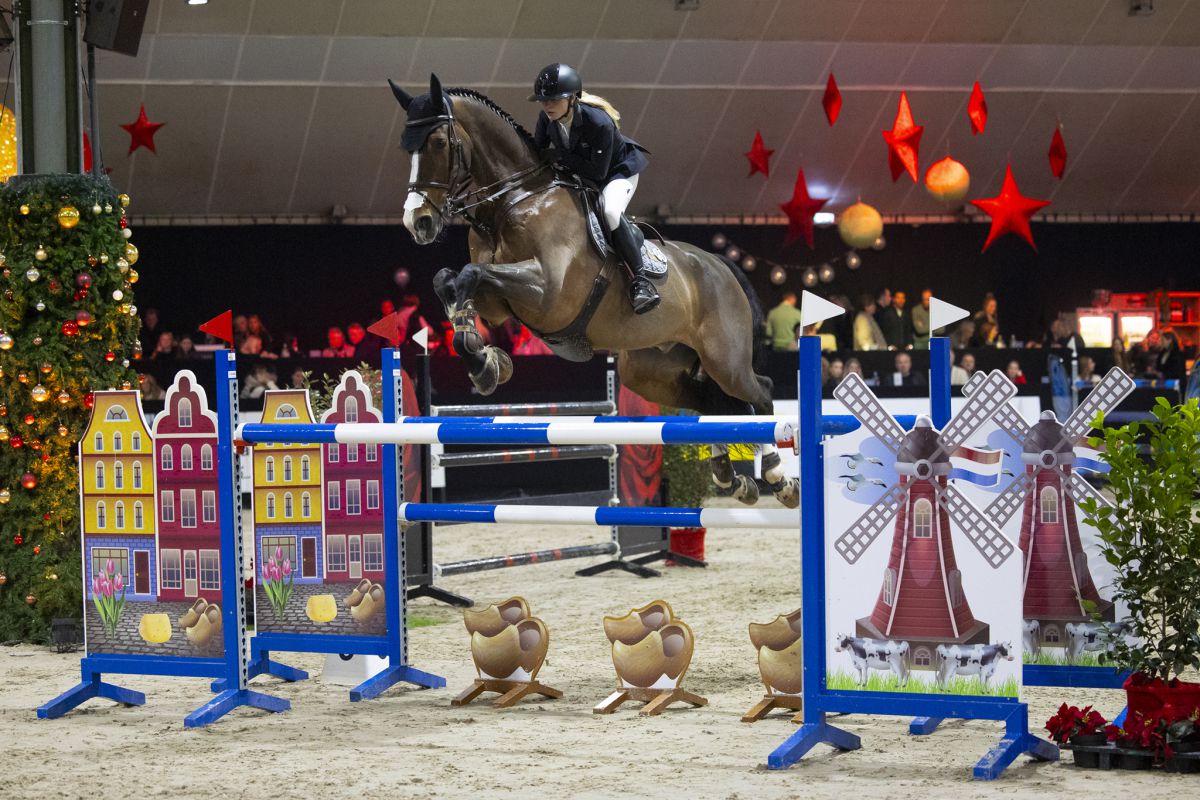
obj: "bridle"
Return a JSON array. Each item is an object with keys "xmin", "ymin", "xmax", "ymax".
[{"xmin": 405, "ymin": 101, "xmax": 549, "ymax": 237}]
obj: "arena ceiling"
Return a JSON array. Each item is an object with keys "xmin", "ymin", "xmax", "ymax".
[{"xmin": 7, "ymin": 0, "xmax": 1200, "ymax": 223}]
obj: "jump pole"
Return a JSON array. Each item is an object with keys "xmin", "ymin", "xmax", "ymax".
[{"xmin": 768, "ymin": 335, "xmax": 1057, "ymax": 780}]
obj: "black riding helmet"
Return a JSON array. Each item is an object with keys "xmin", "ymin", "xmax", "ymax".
[{"xmin": 529, "ymin": 63, "xmax": 582, "ymax": 102}]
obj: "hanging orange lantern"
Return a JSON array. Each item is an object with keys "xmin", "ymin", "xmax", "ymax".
[
  {"xmin": 837, "ymin": 202, "xmax": 884, "ymax": 249},
  {"xmin": 924, "ymin": 156, "xmax": 971, "ymax": 206}
]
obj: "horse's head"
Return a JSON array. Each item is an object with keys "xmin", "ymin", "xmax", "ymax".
[{"xmin": 392, "ymin": 73, "xmax": 470, "ymax": 244}]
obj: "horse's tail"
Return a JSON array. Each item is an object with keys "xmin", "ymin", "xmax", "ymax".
[{"xmin": 717, "ymin": 255, "xmax": 768, "ymax": 373}]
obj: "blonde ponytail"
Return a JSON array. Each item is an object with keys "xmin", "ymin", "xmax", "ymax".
[{"xmin": 578, "ymin": 92, "xmax": 621, "ymax": 127}]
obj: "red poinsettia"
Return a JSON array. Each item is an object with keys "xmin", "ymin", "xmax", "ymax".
[
  {"xmin": 1045, "ymin": 703, "xmax": 1107, "ymax": 744},
  {"xmin": 1105, "ymin": 705, "xmax": 1200, "ymax": 759}
]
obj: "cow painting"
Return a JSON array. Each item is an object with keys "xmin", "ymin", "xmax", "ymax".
[
  {"xmin": 1022, "ymin": 620, "xmax": 1041, "ymax": 659},
  {"xmin": 1064, "ymin": 620, "xmax": 1133, "ymax": 663},
  {"xmin": 835, "ymin": 634, "xmax": 911, "ymax": 687},
  {"xmin": 934, "ymin": 642, "xmax": 1014, "ymax": 688}
]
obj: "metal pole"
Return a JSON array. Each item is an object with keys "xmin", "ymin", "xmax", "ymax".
[
  {"xmin": 381, "ymin": 349, "xmax": 406, "ymax": 667},
  {"xmin": 930, "ymin": 337, "xmax": 952, "ymax": 428},
  {"xmin": 214, "ymin": 350, "xmax": 248, "ymax": 691},
  {"xmin": 16, "ymin": 0, "xmax": 82, "ymax": 173},
  {"xmin": 86, "ymin": 42, "xmax": 100, "ymax": 177},
  {"xmin": 439, "ymin": 542, "xmax": 619, "ymax": 577}
]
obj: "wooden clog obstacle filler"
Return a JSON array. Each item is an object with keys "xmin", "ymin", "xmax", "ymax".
[
  {"xmin": 594, "ymin": 600, "xmax": 708, "ymax": 716},
  {"xmin": 743, "ymin": 608, "xmax": 804, "ymax": 722},
  {"xmin": 452, "ymin": 596, "xmax": 562, "ymax": 709}
]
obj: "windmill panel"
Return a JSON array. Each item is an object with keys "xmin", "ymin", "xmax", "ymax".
[
  {"xmin": 1062, "ymin": 369, "xmax": 1136, "ymax": 442},
  {"xmin": 939, "ymin": 484, "xmax": 1013, "ymax": 570},
  {"xmin": 834, "ymin": 482, "xmax": 906, "ymax": 564},
  {"xmin": 938, "ymin": 370, "xmax": 1015, "ymax": 452},
  {"xmin": 833, "ymin": 374, "xmax": 905, "ymax": 453},
  {"xmin": 985, "ymin": 469, "xmax": 1035, "ymax": 528}
]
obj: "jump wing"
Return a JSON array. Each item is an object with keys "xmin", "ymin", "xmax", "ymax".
[
  {"xmin": 834, "ymin": 482, "xmax": 908, "ymax": 564},
  {"xmin": 834, "ymin": 373, "xmax": 905, "ymax": 454},
  {"xmin": 938, "ymin": 482, "xmax": 1015, "ymax": 569}
]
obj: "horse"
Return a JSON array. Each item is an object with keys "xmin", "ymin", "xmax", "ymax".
[{"xmin": 390, "ymin": 73, "xmax": 797, "ymax": 508}]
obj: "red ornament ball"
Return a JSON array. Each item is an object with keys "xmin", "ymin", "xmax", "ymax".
[
  {"xmin": 75, "ymin": 310, "xmax": 94, "ymax": 326},
  {"xmin": 25, "ymin": 594, "xmax": 35, "ymax": 606},
  {"xmin": 13, "ymin": 534, "xmax": 23, "ymax": 545},
  {"xmin": 41, "ymin": 453, "xmax": 50, "ymax": 462},
  {"xmin": 21, "ymin": 472, "xmax": 36, "ymax": 489},
  {"xmin": 62, "ymin": 320, "xmax": 80, "ymax": 336},
  {"xmin": 76, "ymin": 273, "xmax": 93, "ymax": 288},
  {"xmin": 33, "ymin": 544, "xmax": 41, "ymax": 555},
  {"xmin": 48, "ymin": 279, "xmax": 60, "ymax": 293},
  {"xmin": 84, "ymin": 393, "xmax": 95, "ymax": 409},
  {"xmin": 10, "ymin": 436, "xmax": 22, "ymax": 448},
  {"xmin": 23, "ymin": 413, "xmax": 35, "ymax": 424},
  {"xmin": 105, "ymin": 351, "xmax": 116, "ymax": 362},
  {"xmin": 74, "ymin": 289, "xmax": 88, "ymax": 301}
]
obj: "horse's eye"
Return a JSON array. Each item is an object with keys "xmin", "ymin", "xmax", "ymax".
[{"xmin": 433, "ymin": 139, "xmax": 447, "ymax": 150}]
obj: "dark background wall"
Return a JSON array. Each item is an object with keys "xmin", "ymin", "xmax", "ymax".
[{"xmin": 132, "ymin": 221, "xmax": 1200, "ymax": 349}]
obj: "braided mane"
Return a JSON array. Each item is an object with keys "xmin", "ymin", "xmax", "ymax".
[{"xmin": 447, "ymin": 88, "xmax": 537, "ymax": 153}]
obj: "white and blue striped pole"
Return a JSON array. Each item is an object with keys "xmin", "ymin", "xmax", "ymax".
[{"xmin": 398, "ymin": 502, "xmax": 798, "ymax": 529}]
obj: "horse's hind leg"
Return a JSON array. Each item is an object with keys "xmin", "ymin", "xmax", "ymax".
[{"xmin": 435, "ymin": 264, "xmax": 512, "ymax": 395}]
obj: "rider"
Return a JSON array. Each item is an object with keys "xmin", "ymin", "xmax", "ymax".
[{"xmin": 529, "ymin": 63, "xmax": 659, "ymax": 314}]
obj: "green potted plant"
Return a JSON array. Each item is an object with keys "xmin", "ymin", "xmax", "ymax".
[
  {"xmin": 661, "ymin": 443, "xmax": 714, "ymax": 561},
  {"xmin": 1077, "ymin": 397, "xmax": 1200, "ymax": 722}
]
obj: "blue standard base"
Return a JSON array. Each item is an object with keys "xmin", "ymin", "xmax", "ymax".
[
  {"xmin": 37, "ymin": 674, "xmax": 146, "ymax": 719},
  {"xmin": 349, "ymin": 665, "xmax": 446, "ymax": 702},
  {"xmin": 213, "ymin": 656, "xmax": 309, "ymax": 692},
  {"xmin": 973, "ymin": 707, "xmax": 1059, "ymax": 780},
  {"xmin": 909, "ymin": 716, "xmax": 944, "ymax": 735},
  {"xmin": 183, "ymin": 689, "xmax": 290, "ymax": 728},
  {"xmin": 767, "ymin": 720, "xmax": 862, "ymax": 769}
]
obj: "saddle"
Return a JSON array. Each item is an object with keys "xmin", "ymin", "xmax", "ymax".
[{"xmin": 520, "ymin": 178, "xmax": 669, "ymax": 362}]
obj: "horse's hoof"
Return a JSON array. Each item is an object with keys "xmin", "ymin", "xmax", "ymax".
[
  {"xmin": 732, "ymin": 474, "xmax": 759, "ymax": 505},
  {"xmin": 469, "ymin": 357, "xmax": 500, "ymax": 396},
  {"xmin": 769, "ymin": 477, "xmax": 799, "ymax": 509},
  {"xmin": 493, "ymin": 347, "xmax": 514, "ymax": 385}
]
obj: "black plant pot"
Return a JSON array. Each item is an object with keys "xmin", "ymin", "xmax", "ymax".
[
  {"xmin": 1069, "ymin": 734, "xmax": 1109, "ymax": 769},
  {"xmin": 1116, "ymin": 748, "xmax": 1154, "ymax": 770},
  {"xmin": 1165, "ymin": 742, "xmax": 1200, "ymax": 774}
]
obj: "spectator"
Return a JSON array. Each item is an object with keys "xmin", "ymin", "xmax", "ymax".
[
  {"xmin": 949, "ymin": 319, "xmax": 976, "ymax": 350},
  {"xmin": 242, "ymin": 314, "xmax": 275, "ymax": 358},
  {"xmin": 853, "ymin": 294, "xmax": 887, "ymax": 351},
  {"xmin": 829, "ymin": 294, "xmax": 855, "ymax": 350},
  {"xmin": 1111, "ymin": 337, "xmax": 1130, "ymax": 374},
  {"xmin": 1152, "ymin": 330, "xmax": 1187, "ymax": 384},
  {"xmin": 950, "ymin": 351, "xmax": 969, "ymax": 386},
  {"xmin": 828, "ymin": 357, "xmax": 845, "ymax": 384},
  {"xmin": 348, "ymin": 322, "xmax": 382, "ymax": 363},
  {"xmin": 380, "ymin": 299, "xmax": 396, "ymax": 319},
  {"xmin": 844, "ymin": 357, "xmax": 865, "ymax": 379},
  {"xmin": 150, "ymin": 331, "xmax": 177, "ymax": 360},
  {"xmin": 1005, "ymin": 360, "xmax": 1027, "ymax": 385},
  {"xmin": 139, "ymin": 308, "xmax": 164, "ymax": 356},
  {"xmin": 322, "ymin": 326, "xmax": 355, "ymax": 358},
  {"xmin": 288, "ymin": 368, "xmax": 308, "ymax": 390},
  {"xmin": 971, "ymin": 294, "xmax": 1002, "ymax": 347},
  {"xmin": 889, "ymin": 352, "xmax": 926, "ymax": 387},
  {"xmin": 275, "ymin": 331, "xmax": 300, "ymax": 359},
  {"xmin": 1077, "ymin": 355, "xmax": 1099, "ymax": 386},
  {"xmin": 1043, "ymin": 318, "xmax": 1086, "ymax": 353},
  {"xmin": 765, "ymin": 291, "xmax": 804, "ymax": 351},
  {"xmin": 241, "ymin": 364, "xmax": 279, "ymax": 400},
  {"xmin": 139, "ymin": 373, "xmax": 166, "ymax": 401},
  {"xmin": 960, "ymin": 352, "xmax": 976, "ymax": 378},
  {"xmin": 910, "ymin": 289, "xmax": 931, "ymax": 350},
  {"xmin": 177, "ymin": 335, "xmax": 198, "ymax": 360},
  {"xmin": 878, "ymin": 290, "xmax": 910, "ymax": 350},
  {"xmin": 232, "ymin": 314, "xmax": 249, "ymax": 352}
]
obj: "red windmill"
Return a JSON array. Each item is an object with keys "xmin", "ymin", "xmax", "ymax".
[
  {"xmin": 969, "ymin": 368, "xmax": 1135, "ymax": 651},
  {"xmin": 833, "ymin": 371, "xmax": 1018, "ymax": 669}
]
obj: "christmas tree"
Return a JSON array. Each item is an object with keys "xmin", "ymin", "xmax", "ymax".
[{"xmin": 0, "ymin": 173, "xmax": 139, "ymax": 642}]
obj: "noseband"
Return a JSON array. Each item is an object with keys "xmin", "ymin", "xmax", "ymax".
[{"xmin": 406, "ymin": 102, "xmax": 548, "ymax": 237}]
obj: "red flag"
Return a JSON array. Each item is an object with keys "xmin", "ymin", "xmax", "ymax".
[
  {"xmin": 368, "ymin": 309, "xmax": 417, "ymax": 347},
  {"xmin": 199, "ymin": 310, "xmax": 234, "ymax": 344}
]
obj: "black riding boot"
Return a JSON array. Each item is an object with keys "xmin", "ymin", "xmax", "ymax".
[{"xmin": 612, "ymin": 218, "xmax": 660, "ymax": 314}]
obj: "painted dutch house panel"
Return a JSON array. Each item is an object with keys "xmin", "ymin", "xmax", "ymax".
[
  {"xmin": 151, "ymin": 370, "xmax": 221, "ymax": 605},
  {"xmin": 321, "ymin": 372, "xmax": 385, "ymax": 588}
]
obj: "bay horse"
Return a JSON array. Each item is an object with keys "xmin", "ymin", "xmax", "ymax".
[{"xmin": 391, "ymin": 74, "xmax": 796, "ymax": 508}]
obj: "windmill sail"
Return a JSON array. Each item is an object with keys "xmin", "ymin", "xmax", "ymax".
[
  {"xmin": 1062, "ymin": 468, "xmax": 1112, "ymax": 511},
  {"xmin": 938, "ymin": 370, "xmax": 1016, "ymax": 455},
  {"xmin": 835, "ymin": 482, "xmax": 909, "ymax": 564},
  {"xmin": 938, "ymin": 483, "xmax": 1014, "ymax": 569},
  {"xmin": 834, "ymin": 374, "xmax": 905, "ymax": 454},
  {"xmin": 985, "ymin": 469, "xmax": 1035, "ymax": 527},
  {"xmin": 964, "ymin": 371, "xmax": 1029, "ymax": 443},
  {"xmin": 1061, "ymin": 368, "xmax": 1135, "ymax": 443}
]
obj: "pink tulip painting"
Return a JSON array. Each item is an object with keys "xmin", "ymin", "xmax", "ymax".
[
  {"xmin": 261, "ymin": 544, "xmax": 295, "ymax": 620},
  {"xmin": 91, "ymin": 558, "xmax": 127, "ymax": 636}
]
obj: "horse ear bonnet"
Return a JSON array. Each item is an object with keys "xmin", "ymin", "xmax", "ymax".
[{"xmin": 399, "ymin": 75, "xmax": 453, "ymax": 153}]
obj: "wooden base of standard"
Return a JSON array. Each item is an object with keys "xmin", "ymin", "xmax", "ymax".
[
  {"xmin": 451, "ymin": 679, "xmax": 562, "ymax": 709},
  {"xmin": 741, "ymin": 693, "xmax": 804, "ymax": 723},
  {"xmin": 593, "ymin": 686, "xmax": 709, "ymax": 716}
]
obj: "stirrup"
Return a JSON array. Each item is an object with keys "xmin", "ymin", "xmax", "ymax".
[{"xmin": 630, "ymin": 280, "xmax": 660, "ymax": 314}]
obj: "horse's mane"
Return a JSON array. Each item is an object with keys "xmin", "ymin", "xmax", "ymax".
[{"xmin": 447, "ymin": 88, "xmax": 537, "ymax": 154}]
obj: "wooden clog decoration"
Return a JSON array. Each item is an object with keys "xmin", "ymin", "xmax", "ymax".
[
  {"xmin": 452, "ymin": 597, "xmax": 561, "ymax": 709},
  {"xmin": 594, "ymin": 601, "xmax": 707, "ymax": 716},
  {"xmin": 185, "ymin": 604, "xmax": 222, "ymax": 647},
  {"xmin": 742, "ymin": 608, "xmax": 804, "ymax": 722},
  {"xmin": 350, "ymin": 584, "xmax": 384, "ymax": 623}
]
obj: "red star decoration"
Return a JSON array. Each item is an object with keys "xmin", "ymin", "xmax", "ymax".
[
  {"xmin": 969, "ymin": 165, "xmax": 1051, "ymax": 253},
  {"xmin": 967, "ymin": 81, "xmax": 988, "ymax": 135},
  {"xmin": 882, "ymin": 91, "xmax": 923, "ymax": 183},
  {"xmin": 822, "ymin": 73, "xmax": 842, "ymax": 126},
  {"xmin": 121, "ymin": 104, "xmax": 165, "ymax": 155},
  {"xmin": 779, "ymin": 168, "xmax": 829, "ymax": 249},
  {"xmin": 744, "ymin": 130, "xmax": 774, "ymax": 178},
  {"xmin": 1048, "ymin": 126, "xmax": 1067, "ymax": 179},
  {"xmin": 82, "ymin": 132, "xmax": 113, "ymax": 175}
]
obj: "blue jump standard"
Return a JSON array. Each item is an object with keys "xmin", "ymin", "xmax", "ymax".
[{"xmin": 185, "ymin": 689, "xmax": 291, "ymax": 728}]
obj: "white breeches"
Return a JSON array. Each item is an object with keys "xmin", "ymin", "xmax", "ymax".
[{"xmin": 601, "ymin": 174, "xmax": 638, "ymax": 231}]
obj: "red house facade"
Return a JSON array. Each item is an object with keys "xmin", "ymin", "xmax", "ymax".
[
  {"xmin": 151, "ymin": 370, "xmax": 221, "ymax": 603},
  {"xmin": 321, "ymin": 372, "xmax": 385, "ymax": 586}
]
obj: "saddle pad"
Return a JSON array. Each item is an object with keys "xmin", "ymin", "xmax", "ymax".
[
  {"xmin": 586, "ymin": 207, "xmax": 612, "ymax": 258},
  {"xmin": 640, "ymin": 240, "xmax": 668, "ymax": 279}
]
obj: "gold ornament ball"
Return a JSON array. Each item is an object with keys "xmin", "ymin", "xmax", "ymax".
[
  {"xmin": 104, "ymin": 203, "xmax": 112, "ymax": 214},
  {"xmin": 31, "ymin": 384, "xmax": 49, "ymax": 402},
  {"xmin": 26, "ymin": 267, "xmax": 40, "ymax": 282},
  {"xmin": 122, "ymin": 359, "xmax": 130, "ymax": 368},
  {"xmin": 99, "ymin": 253, "xmax": 109, "ymax": 264},
  {"xmin": 32, "ymin": 336, "xmax": 42, "ymax": 346},
  {"xmin": 117, "ymin": 258, "xmax": 129, "ymax": 272},
  {"xmin": 924, "ymin": 156, "xmax": 971, "ymax": 206},
  {"xmin": 121, "ymin": 380, "xmax": 132, "ymax": 390},
  {"xmin": 57, "ymin": 206, "xmax": 81, "ymax": 229},
  {"xmin": 837, "ymin": 202, "xmax": 884, "ymax": 250},
  {"xmin": 118, "ymin": 193, "xmax": 130, "ymax": 208},
  {"xmin": 19, "ymin": 204, "xmax": 29, "ymax": 215},
  {"xmin": 128, "ymin": 269, "xmax": 139, "ymax": 284},
  {"xmin": 124, "ymin": 242, "xmax": 139, "ymax": 265},
  {"xmin": 17, "ymin": 372, "xmax": 28, "ymax": 383},
  {"xmin": 112, "ymin": 289, "xmax": 124, "ymax": 301},
  {"xmin": 58, "ymin": 425, "xmax": 69, "ymax": 437},
  {"xmin": 127, "ymin": 304, "xmax": 137, "ymax": 317},
  {"xmin": 119, "ymin": 303, "xmax": 132, "ymax": 315},
  {"xmin": 39, "ymin": 362, "xmax": 51, "ymax": 374},
  {"xmin": 0, "ymin": 332, "xmax": 12, "ymax": 350},
  {"xmin": 34, "ymin": 246, "xmax": 47, "ymax": 262},
  {"xmin": 0, "ymin": 488, "xmax": 9, "ymax": 503},
  {"xmin": 57, "ymin": 391, "xmax": 70, "ymax": 405},
  {"xmin": 92, "ymin": 203, "xmax": 102, "ymax": 215},
  {"xmin": 0, "ymin": 424, "xmax": 8, "ymax": 440},
  {"xmin": 0, "ymin": 252, "xmax": 5, "ymax": 265}
]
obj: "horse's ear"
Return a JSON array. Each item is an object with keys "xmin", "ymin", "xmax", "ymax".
[
  {"xmin": 429, "ymin": 73, "xmax": 444, "ymax": 112},
  {"xmin": 388, "ymin": 79, "xmax": 412, "ymax": 111}
]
